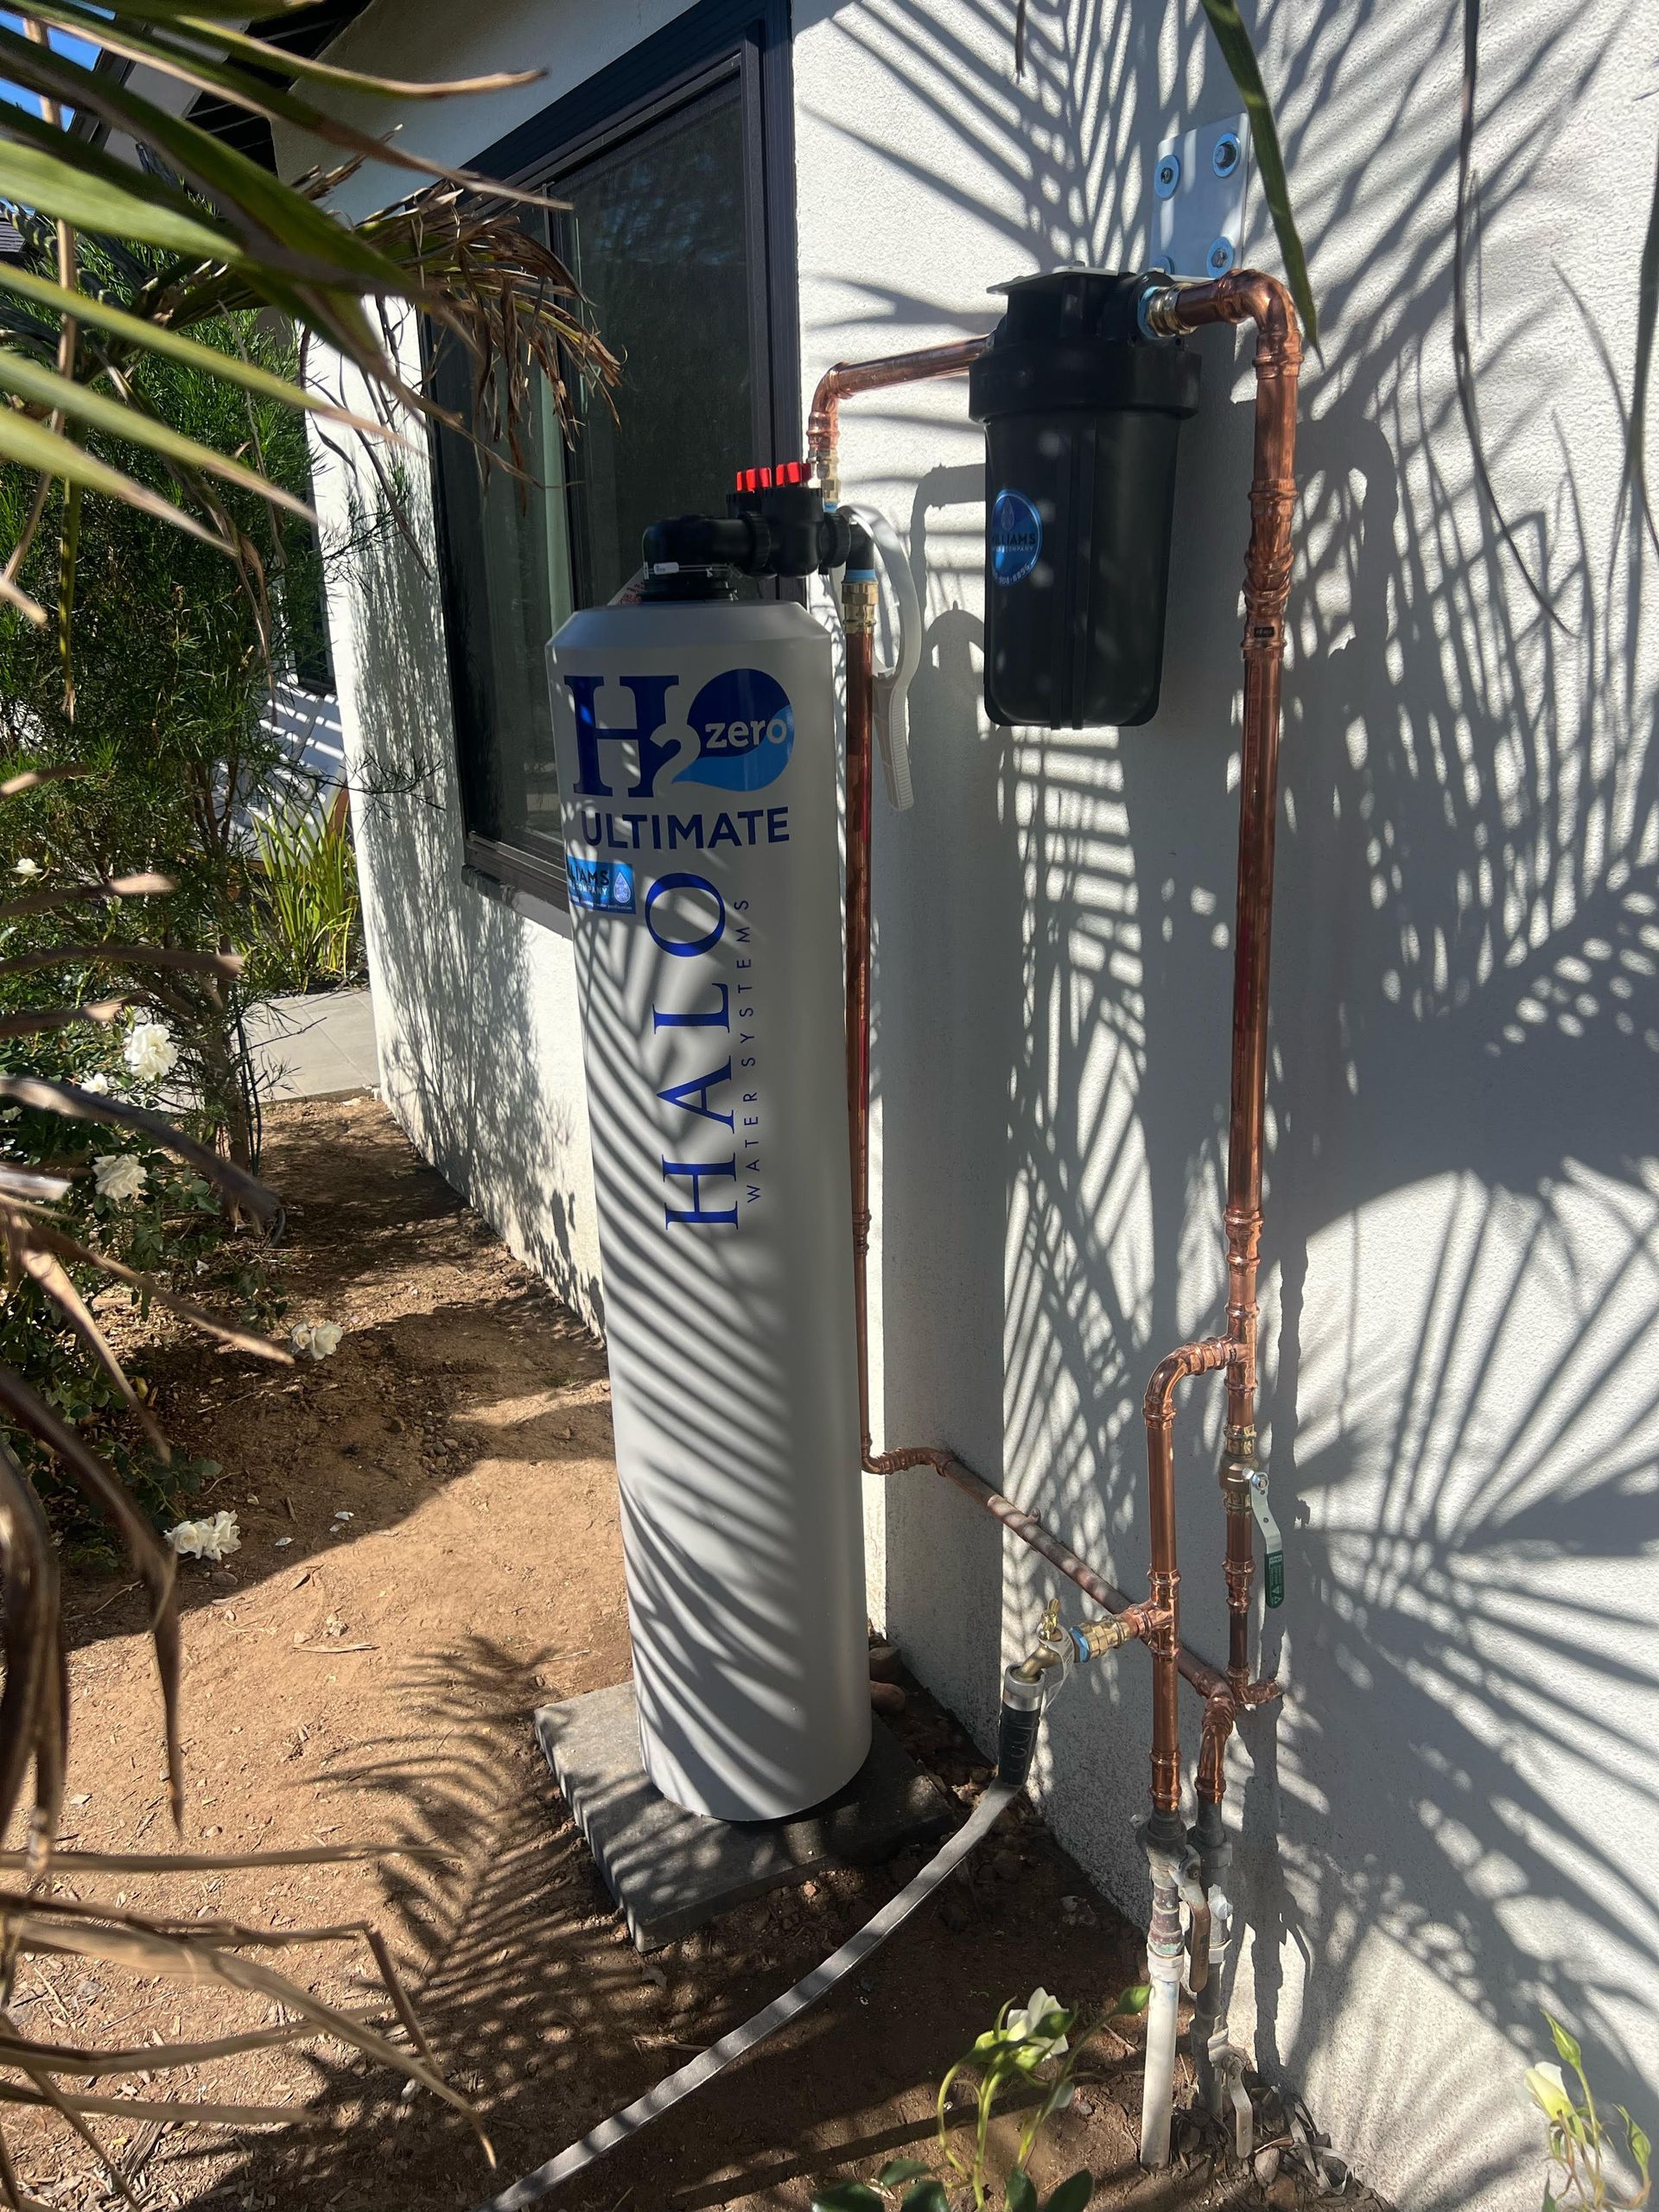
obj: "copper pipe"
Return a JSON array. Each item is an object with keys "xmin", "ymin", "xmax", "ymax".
[
  {"xmin": 824, "ymin": 315, "xmax": 1292, "ymax": 1826},
  {"xmin": 808, "ymin": 336, "xmax": 990, "ymax": 501},
  {"xmin": 1224, "ymin": 1501, "xmax": 1255, "ymax": 1696},
  {"xmin": 1196, "ymin": 1686, "xmax": 1236, "ymax": 1807},
  {"xmin": 842, "ymin": 588, "xmax": 878, "ymax": 1466},
  {"xmin": 1135, "ymin": 270, "xmax": 1303, "ymax": 1801},
  {"xmin": 1143, "ymin": 1339, "xmax": 1231, "ymax": 1813},
  {"xmin": 935, "ymin": 1452, "xmax": 1174, "ymax": 1664}
]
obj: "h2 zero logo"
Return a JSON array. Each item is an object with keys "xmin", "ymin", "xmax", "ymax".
[{"xmin": 569, "ymin": 666, "xmax": 794, "ymax": 799}]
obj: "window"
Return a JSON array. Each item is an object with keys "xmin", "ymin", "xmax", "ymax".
[{"xmin": 431, "ymin": 0, "xmax": 798, "ymax": 907}]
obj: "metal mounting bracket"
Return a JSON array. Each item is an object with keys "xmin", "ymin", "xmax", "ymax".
[{"xmin": 1149, "ymin": 113, "xmax": 1251, "ymax": 283}]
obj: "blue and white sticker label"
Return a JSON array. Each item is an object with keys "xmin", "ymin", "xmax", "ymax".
[
  {"xmin": 567, "ymin": 855, "xmax": 636, "ymax": 912},
  {"xmin": 673, "ymin": 667, "xmax": 796, "ymax": 793},
  {"xmin": 990, "ymin": 488, "xmax": 1043, "ymax": 586}
]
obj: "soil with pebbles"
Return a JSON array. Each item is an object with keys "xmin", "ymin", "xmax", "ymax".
[{"xmin": 7, "ymin": 1096, "xmax": 1386, "ymax": 2212}]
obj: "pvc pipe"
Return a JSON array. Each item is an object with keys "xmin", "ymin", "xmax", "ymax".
[
  {"xmin": 1140, "ymin": 1864, "xmax": 1185, "ymax": 2168},
  {"xmin": 1140, "ymin": 1953, "xmax": 1183, "ymax": 2168}
]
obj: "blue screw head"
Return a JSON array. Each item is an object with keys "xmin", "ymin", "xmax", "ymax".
[
  {"xmin": 1207, "ymin": 235, "xmax": 1236, "ymax": 275},
  {"xmin": 1154, "ymin": 152, "xmax": 1181, "ymax": 200},
  {"xmin": 1212, "ymin": 131, "xmax": 1242, "ymax": 178}
]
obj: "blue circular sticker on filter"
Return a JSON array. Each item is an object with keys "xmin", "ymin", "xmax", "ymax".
[
  {"xmin": 675, "ymin": 667, "xmax": 796, "ymax": 791},
  {"xmin": 990, "ymin": 488, "xmax": 1043, "ymax": 586}
]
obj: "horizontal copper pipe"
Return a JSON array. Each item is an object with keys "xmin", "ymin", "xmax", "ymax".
[{"xmin": 808, "ymin": 336, "xmax": 990, "ymax": 498}]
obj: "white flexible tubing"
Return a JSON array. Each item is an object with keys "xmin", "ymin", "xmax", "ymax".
[
  {"xmin": 1139, "ymin": 1951, "xmax": 1182, "ymax": 2169},
  {"xmin": 473, "ymin": 1782, "xmax": 1016, "ymax": 2210},
  {"xmin": 840, "ymin": 502, "xmax": 921, "ymax": 812}
]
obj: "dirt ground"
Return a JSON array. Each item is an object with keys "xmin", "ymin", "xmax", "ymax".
[{"xmin": 8, "ymin": 1096, "xmax": 1376, "ymax": 2212}]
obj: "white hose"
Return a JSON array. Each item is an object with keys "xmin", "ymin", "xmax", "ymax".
[
  {"xmin": 474, "ymin": 1782, "xmax": 1016, "ymax": 2210},
  {"xmin": 840, "ymin": 503, "xmax": 921, "ymax": 812}
]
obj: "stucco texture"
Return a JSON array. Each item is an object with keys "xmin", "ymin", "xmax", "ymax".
[{"xmin": 305, "ymin": 3, "xmax": 1659, "ymax": 2206}]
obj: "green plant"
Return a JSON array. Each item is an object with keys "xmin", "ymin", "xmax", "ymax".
[
  {"xmin": 0, "ymin": 284, "xmax": 329, "ymax": 1168},
  {"xmin": 253, "ymin": 800, "xmax": 361, "ymax": 994},
  {"xmin": 0, "ymin": 766, "xmax": 494, "ymax": 2190},
  {"xmin": 812, "ymin": 1985, "xmax": 1148, "ymax": 2212},
  {"xmin": 0, "ymin": 5, "xmax": 617, "ymax": 657},
  {"xmin": 1528, "ymin": 2015, "xmax": 1651, "ymax": 2212}
]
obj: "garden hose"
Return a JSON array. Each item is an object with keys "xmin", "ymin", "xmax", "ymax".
[{"xmin": 473, "ymin": 1672, "xmax": 1050, "ymax": 2209}]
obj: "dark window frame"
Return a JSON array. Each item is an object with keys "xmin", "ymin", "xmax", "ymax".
[{"xmin": 429, "ymin": 0, "xmax": 799, "ymax": 912}]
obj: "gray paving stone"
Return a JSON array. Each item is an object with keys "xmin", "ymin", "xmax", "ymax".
[
  {"xmin": 535, "ymin": 1679, "xmax": 955, "ymax": 1950},
  {"xmin": 243, "ymin": 988, "xmax": 378, "ymax": 1101}
]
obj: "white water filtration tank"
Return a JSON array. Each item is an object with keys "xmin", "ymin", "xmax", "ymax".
[{"xmin": 546, "ymin": 598, "xmax": 870, "ymax": 1821}]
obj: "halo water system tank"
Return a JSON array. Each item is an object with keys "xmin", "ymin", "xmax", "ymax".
[
  {"xmin": 546, "ymin": 538, "xmax": 870, "ymax": 1821},
  {"xmin": 969, "ymin": 269, "xmax": 1202, "ymax": 728}
]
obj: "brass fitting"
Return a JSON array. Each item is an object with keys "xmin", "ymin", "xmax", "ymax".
[
  {"xmin": 1219, "ymin": 1425, "xmax": 1257, "ymax": 1514},
  {"xmin": 1138, "ymin": 282, "xmax": 1194, "ymax": 339},
  {"xmin": 842, "ymin": 574, "xmax": 877, "ymax": 635},
  {"xmin": 1079, "ymin": 1614, "xmax": 1139, "ymax": 1658}
]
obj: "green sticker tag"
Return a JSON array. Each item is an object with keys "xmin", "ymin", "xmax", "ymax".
[{"xmin": 1248, "ymin": 1475, "xmax": 1285, "ymax": 1610}]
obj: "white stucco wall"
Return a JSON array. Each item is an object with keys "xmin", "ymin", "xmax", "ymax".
[{"xmin": 303, "ymin": 3, "xmax": 1659, "ymax": 2207}]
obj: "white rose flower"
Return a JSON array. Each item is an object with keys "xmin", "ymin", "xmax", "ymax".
[
  {"xmin": 123, "ymin": 1019, "xmax": 178, "ymax": 1084},
  {"xmin": 1525, "ymin": 2062, "xmax": 1574, "ymax": 2126},
  {"xmin": 165, "ymin": 1510, "xmax": 241, "ymax": 1563},
  {"xmin": 11, "ymin": 856, "xmax": 41, "ymax": 877},
  {"xmin": 92, "ymin": 1154, "xmax": 147, "ymax": 1203},
  {"xmin": 79, "ymin": 1071, "xmax": 112, "ymax": 1096},
  {"xmin": 1005, "ymin": 1987, "xmax": 1069, "ymax": 2060},
  {"xmin": 291, "ymin": 1319, "xmax": 344, "ymax": 1360}
]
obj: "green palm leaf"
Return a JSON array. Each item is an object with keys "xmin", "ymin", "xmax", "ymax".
[{"xmin": 1195, "ymin": 0, "xmax": 1318, "ymax": 346}]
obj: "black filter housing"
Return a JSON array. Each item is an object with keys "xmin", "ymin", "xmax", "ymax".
[{"xmin": 968, "ymin": 270, "xmax": 1202, "ymax": 729}]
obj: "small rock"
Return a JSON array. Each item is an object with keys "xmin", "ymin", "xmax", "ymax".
[
  {"xmin": 867, "ymin": 1641, "xmax": 902, "ymax": 1682},
  {"xmin": 868, "ymin": 1679, "xmax": 906, "ymax": 1714},
  {"xmin": 1254, "ymin": 2146, "xmax": 1282, "ymax": 2189},
  {"xmin": 1072, "ymin": 2093, "xmax": 1097, "ymax": 2118},
  {"xmin": 1267, "ymin": 2176, "xmax": 1298, "ymax": 2211}
]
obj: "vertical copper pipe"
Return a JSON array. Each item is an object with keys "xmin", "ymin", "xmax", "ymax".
[
  {"xmin": 1142, "ymin": 1339, "xmax": 1232, "ymax": 1813},
  {"xmin": 1196, "ymin": 1686, "xmax": 1236, "ymax": 1807},
  {"xmin": 842, "ymin": 588, "xmax": 879, "ymax": 1469},
  {"xmin": 1224, "ymin": 1504, "xmax": 1255, "ymax": 1695},
  {"xmin": 1137, "ymin": 270, "xmax": 1302, "ymax": 1769},
  {"xmin": 823, "ymin": 321, "xmax": 1287, "ymax": 1826}
]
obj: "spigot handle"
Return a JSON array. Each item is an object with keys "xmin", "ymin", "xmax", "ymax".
[{"xmin": 1246, "ymin": 1469, "xmax": 1284, "ymax": 1608}]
